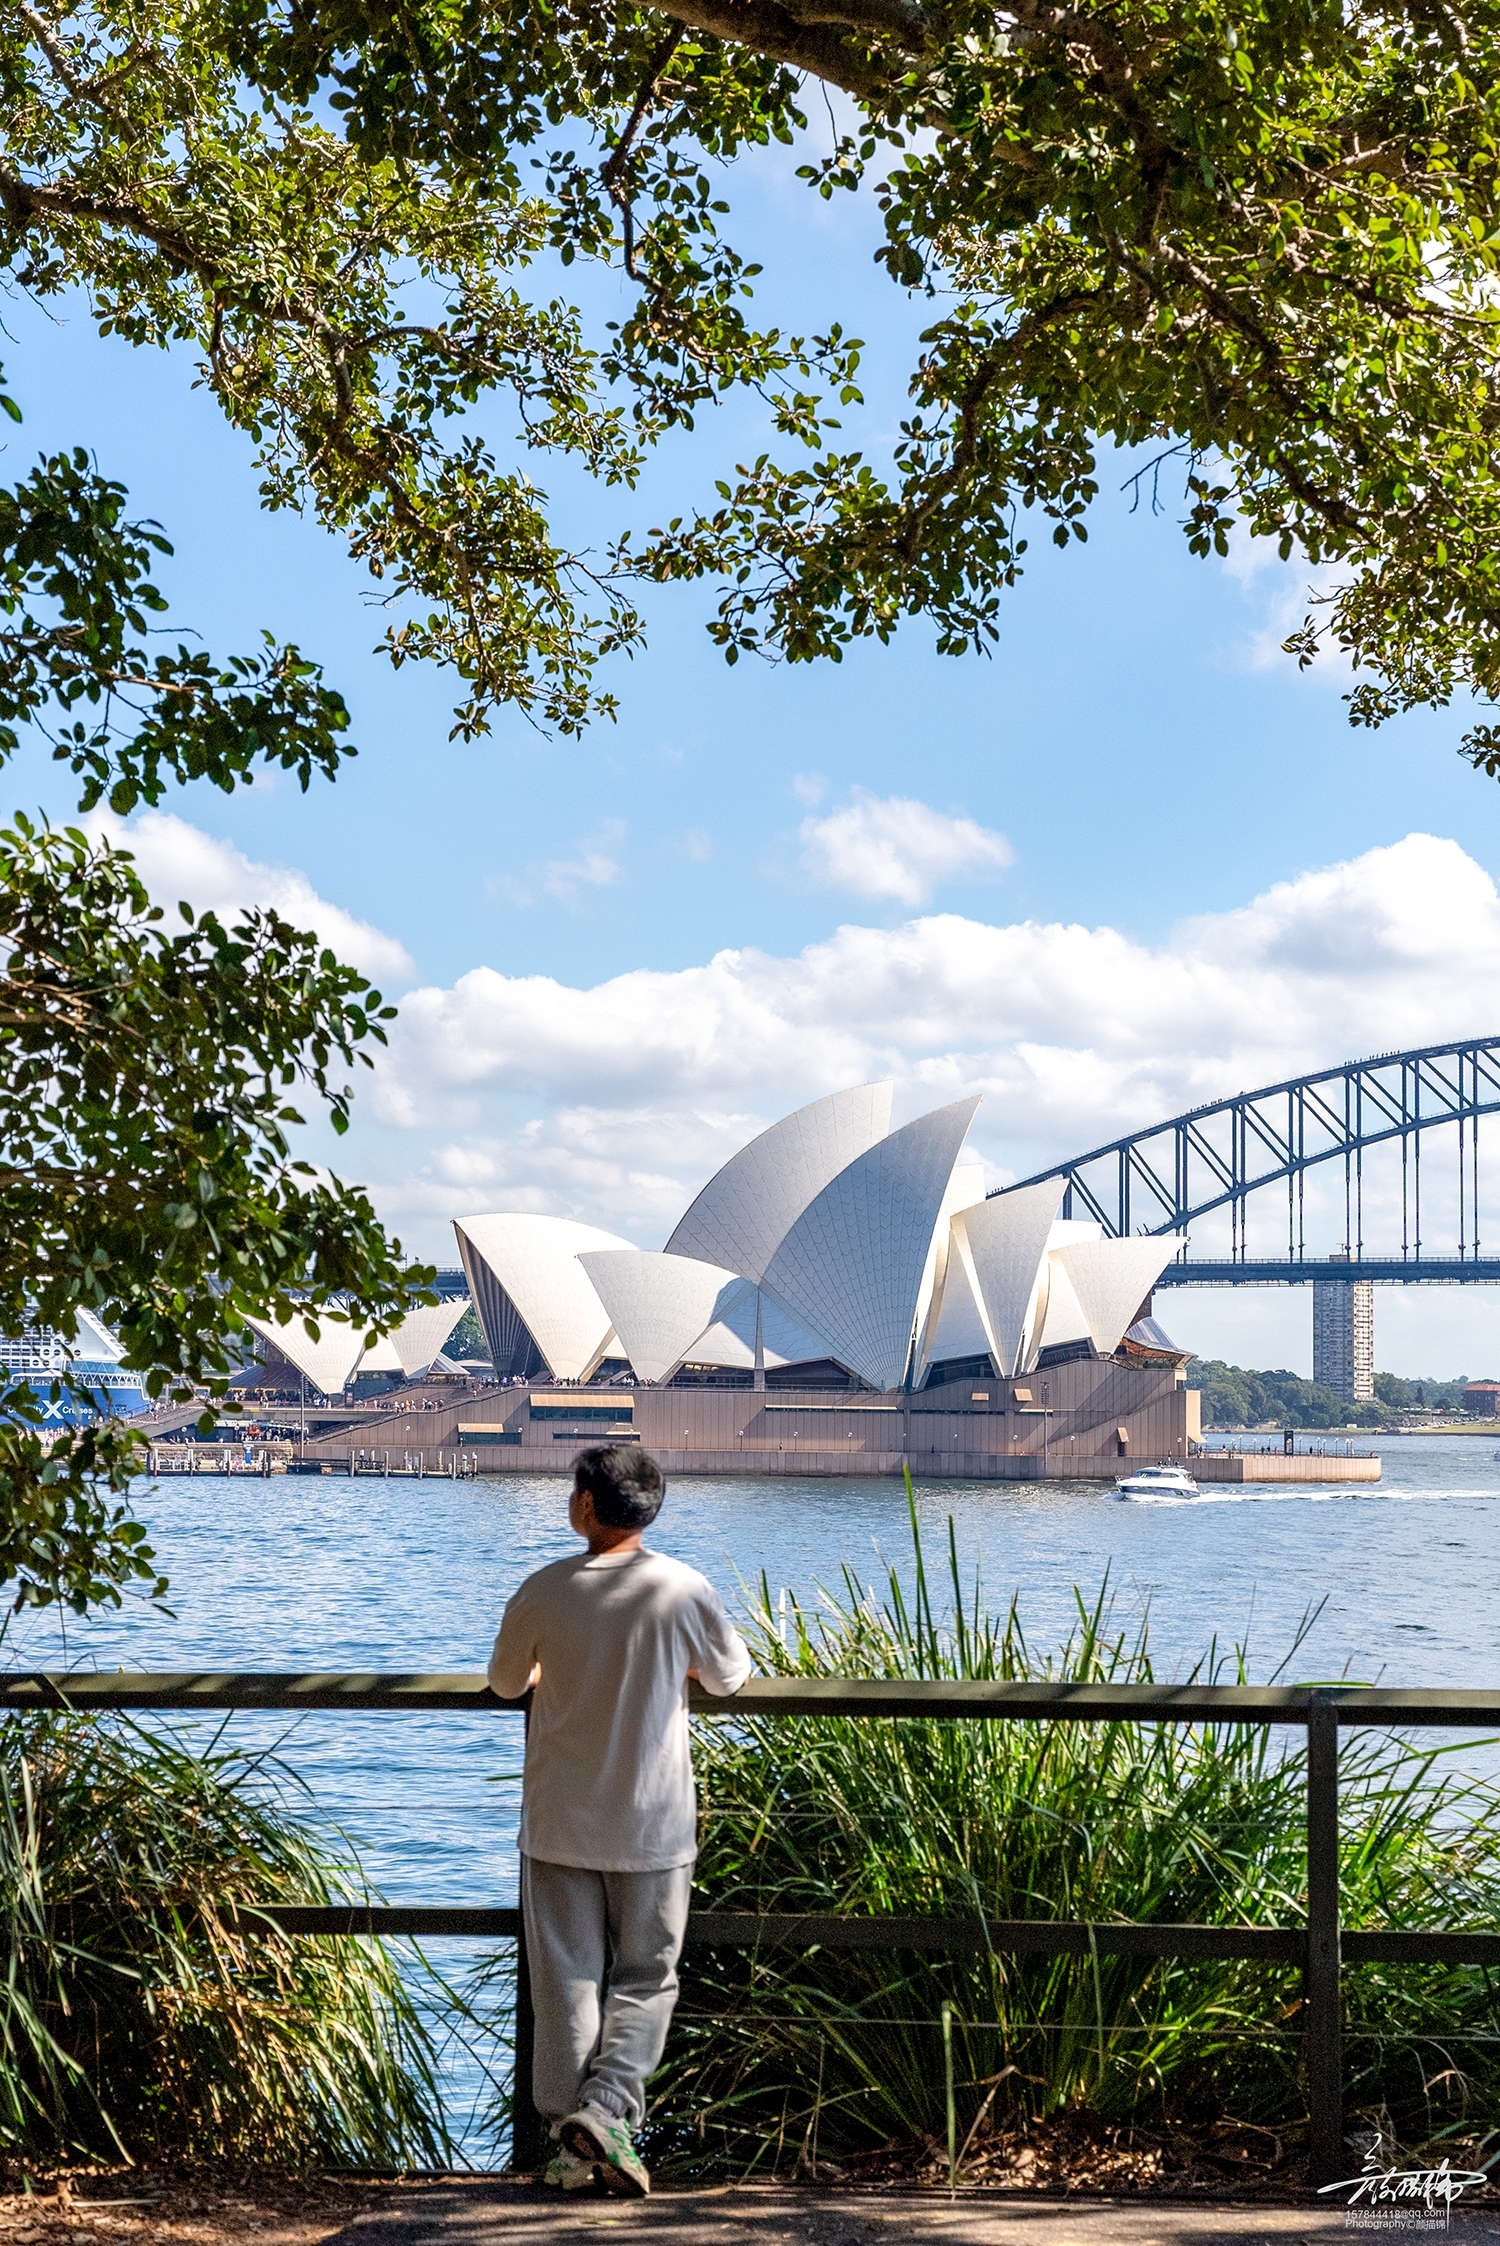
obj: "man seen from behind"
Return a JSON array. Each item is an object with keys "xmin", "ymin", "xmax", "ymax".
[{"xmin": 488, "ymin": 1444, "xmax": 752, "ymax": 2196}]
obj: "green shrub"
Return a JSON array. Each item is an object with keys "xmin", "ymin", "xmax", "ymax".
[
  {"xmin": 0, "ymin": 1709, "xmax": 448, "ymax": 2168},
  {"xmin": 643, "ymin": 1507, "xmax": 1500, "ymax": 2176}
]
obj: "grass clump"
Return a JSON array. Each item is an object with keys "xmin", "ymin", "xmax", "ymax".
[
  {"xmin": 0, "ymin": 1709, "xmax": 447, "ymax": 2168},
  {"xmin": 647, "ymin": 1505, "xmax": 1500, "ymax": 2178}
]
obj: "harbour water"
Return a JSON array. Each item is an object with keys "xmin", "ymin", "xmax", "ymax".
[{"xmin": 5, "ymin": 1438, "xmax": 1496, "ymax": 2153}]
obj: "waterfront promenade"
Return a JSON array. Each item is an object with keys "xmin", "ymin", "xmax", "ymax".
[
  {"xmin": 178, "ymin": 1363, "xmax": 1377, "ymax": 1483},
  {"xmin": 1194, "ymin": 1450, "xmax": 1378, "ymax": 1482},
  {"xmin": 5, "ymin": 2176, "xmax": 1483, "ymax": 2246},
  {"xmin": 312, "ymin": 2178, "xmax": 1499, "ymax": 2246}
]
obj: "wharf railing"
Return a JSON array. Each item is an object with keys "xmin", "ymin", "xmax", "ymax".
[{"xmin": 3, "ymin": 1669, "xmax": 1498, "ymax": 2183}]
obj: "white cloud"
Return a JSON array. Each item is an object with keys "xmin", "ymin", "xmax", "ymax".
[
  {"xmin": 106, "ymin": 814, "xmax": 1479, "ymax": 1369},
  {"xmin": 355, "ymin": 830, "xmax": 1498, "ymax": 1266},
  {"xmin": 1218, "ymin": 534, "xmax": 1352, "ymax": 679},
  {"xmin": 90, "ymin": 816, "xmax": 1491, "ymax": 1363},
  {"xmin": 1236, "ymin": 570, "xmax": 1344, "ymax": 676},
  {"xmin": 500, "ymin": 820, "xmax": 626, "ymax": 905},
  {"xmin": 799, "ymin": 788, "xmax": 1014, "ymax": 903},
  {"xmin": 89, "ymin": 810, "xmax": 415, "ymax": 984},
  {"xmin": 792, "ymin": 771, "xmax": 827, "ymax": 808}
]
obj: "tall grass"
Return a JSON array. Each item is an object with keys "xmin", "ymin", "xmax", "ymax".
[
  {"xmin": 0, "ymin": 1709, "xmax": 448, "ymax": 2168},
  {"xmin": 643, "ymin": 1504, "xmax": 1500, "ymax": 2177}
]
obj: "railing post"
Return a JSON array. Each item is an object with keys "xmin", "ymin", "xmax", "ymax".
[
  {"xmin": 509, "ymin": 1907, "xmax": 545, "ymax": 2172},
  {"xmin": 508, "ymin": 1694, "xmax": 546, "ymax": 2176},
  {"xmin": 1305, "ymin": 1699, "xmax": 1343, "ymax": 2186}
]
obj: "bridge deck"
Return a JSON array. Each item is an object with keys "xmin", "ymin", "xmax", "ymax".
[{"xmin": 1156, "ymin": 1258, "xmax": 1500, "ymax": 1284}]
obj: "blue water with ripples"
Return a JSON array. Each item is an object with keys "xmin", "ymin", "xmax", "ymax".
[{"xmin": 5, "ymin": 1439, "xmax": 1495, "ymax": 2153}]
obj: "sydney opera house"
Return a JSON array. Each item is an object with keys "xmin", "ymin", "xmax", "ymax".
[
  {"xmin": 445, "ymin": 1086, "xmax": 1200, "ymax": 1479},
  {"xmin": 243, "ymin": 1299, "xmax": 471, "ymax": 1397}
]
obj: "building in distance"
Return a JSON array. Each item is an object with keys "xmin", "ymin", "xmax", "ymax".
[{"xmin": 446, "ymin": 1086, "xmax": 1204, "ymax": 1480}]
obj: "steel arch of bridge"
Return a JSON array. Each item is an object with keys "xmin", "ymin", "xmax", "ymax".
[{"xmin": 995, "ymin": 1038, "xmax": 1500, "ymax": 1283}]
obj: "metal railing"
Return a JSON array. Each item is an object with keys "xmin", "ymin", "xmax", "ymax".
[{"xmin": 4, "ymin": 1668, "xmax": 1499, "ymax": 2181}]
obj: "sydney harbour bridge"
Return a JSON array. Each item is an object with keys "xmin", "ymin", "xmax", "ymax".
[{"xmin": 997, "ymin": 1037, "xmax": 1500, "ymax": 1394}]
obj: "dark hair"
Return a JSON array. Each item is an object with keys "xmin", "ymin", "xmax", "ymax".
[{"xmin": 573, "ymin": 1445, "xmax": 665, "ymax": 1529}]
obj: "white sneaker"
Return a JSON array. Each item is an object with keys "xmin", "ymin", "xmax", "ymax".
[
  {"xmin": 543, "ymin": 2147, "xmax": 596, "ymax": 2191},
  {"xmin": 561, "ymin": 2104, "xmax": 651, "ymax": 2196}
]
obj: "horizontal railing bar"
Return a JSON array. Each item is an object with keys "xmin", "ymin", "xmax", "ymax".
[
  {"xmin": 0, "ymin": 1672, "xmax": 529, "ymax": 1712},
  {"xmin": 682, "ymin": 1913, "xmax": 1305, "ymax": 1959},
  {"xmin": 5, "ymin": 1671, "xmax": 1500, "ymax": 1725},
  {"xmin": 249, "ymin": 1905, "xmax": 1304, "ymax": 1959},
  {"xmin": 1343, "ymin": 1930, "xmax": 1500, "ymax": 1965},
  {"xmin": 259, "ymin": 1906, "xmax": 523, "ymax": 1936},
  {"xmin": 702, "ymin": 1680, "xmax": 1500, "ymax": 1724},
  {"xmin": 251, "ymin": 1909, "xmax": 1500, "ymax": 1968}
]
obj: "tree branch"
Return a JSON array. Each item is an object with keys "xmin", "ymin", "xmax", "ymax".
[
  {"xmin": 601, "ymin": 25, "xmax": 685, "ymax": 286},
  {"xmin": 0, "ymin": 168, "xmax": 226, "ymax": 289},
  {"xmin": 16, "ymin": 5, "xmax": 101, "ymax": 109},
  {"xmin": 630, "ymin": 0, "xmax": 909, "ymax": 92},
  {"xmin": 891, "ymin": 287, "xmax": 1103, "ymax": 558},
  {"xmin": 780, "ymin": 0, "xmax": 929, "ymax": 35}
]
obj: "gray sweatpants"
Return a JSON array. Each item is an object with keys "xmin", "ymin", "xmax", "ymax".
[{"xmin": 521, "ymin": 1853, "xmax": 694, "ymax": 2132}]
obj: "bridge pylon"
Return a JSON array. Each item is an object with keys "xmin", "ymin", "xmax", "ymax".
[{"xmin": 1312, "ymin": 1258, "xmax": 1375, "ymax": 1403}]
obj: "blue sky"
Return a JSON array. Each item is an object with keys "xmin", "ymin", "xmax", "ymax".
[{"xmin": 8, "ymin": 145, "xmax": 1500, "ymax": 1379}]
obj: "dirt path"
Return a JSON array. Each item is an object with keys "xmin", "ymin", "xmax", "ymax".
[{"xmin": 0, "ymin": 2177, "xmax": 392, "ymax": 2246}]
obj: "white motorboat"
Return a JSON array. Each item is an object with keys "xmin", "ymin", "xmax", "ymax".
[{"xmin": 1115, "ymin": 1463, "xmax": 1200, "ymax": 1499}]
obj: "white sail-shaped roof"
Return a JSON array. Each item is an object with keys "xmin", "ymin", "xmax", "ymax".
[
  {"xmin": 950, "ymin": 1179, "xmax": 1065, "ymax": 1377},
  {"xmin": 946, "ymin": 1152, "xmax": 988, "ymax": 1214},
  {"xmin": 354, "ymin": 1302, "xmax": 472, "ymax": 1377},
  {"xmin": 1032, "ymin": 1256, "xmax": 1091, "ymax": 1357},
  {"xmin": 247, "ymin": 1297, "xmax": 469, "ymax": 1390},
  {"xmin": 389, "ymin": 1298, "xmax": 470, "ymax": 1376},
  {"xmin": 1049, "ymin": 1219, "xmax": 1104, "ymax": 1247},
  {"xmin": 579, "ymin": 1255, "xmax": 838, "ymax": 1382},
  {"xmin": 761, "ymin": 1097, "xmax": 982, "ymax": 1391},
  {"xmin": 453, "ymin": 1214, "xmax": 632, "ymax": 1381},
  {"xmin": 920, "ymin": 1246, "xmax": 992, "ymax": 1369},
  {"xmin": 685, "ymin": 1281, "xmax": 835, "ymax": 1371},
  {"xmin": 914, "ymin": 1152, "xmax": 989, "ymax": 1375},
  {"xmin": 578, "ymin": 1251, "xmax": 741, "ymax": 1385},
  {"xmin": 1051, "ymin": 1237, "xmax": 1185, "ymax": 1356},
  {"xmin": 664, "ymin": 1082, "xmax": 894, "ymax": 1283},
  {"xmin": 246, "ymin": 1311, "xmax": 368, "ymax": 1397}
]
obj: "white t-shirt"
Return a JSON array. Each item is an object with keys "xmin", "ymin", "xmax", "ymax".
[{"xmin": 487, "ymin": 1546, "xmax": 753, "ymax": 1872}]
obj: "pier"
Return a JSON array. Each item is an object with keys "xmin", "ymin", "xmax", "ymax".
[{"xmin": 1193, "ymin": 1450, "xmax": 1378, "ymax": 1484}]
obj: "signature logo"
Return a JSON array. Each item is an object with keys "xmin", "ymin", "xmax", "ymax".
[{"xmin": 1318, "ymin": 2134, "xmax": 1488, "ymax": 2227}]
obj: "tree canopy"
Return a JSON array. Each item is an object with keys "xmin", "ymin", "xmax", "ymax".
[
  {"xmin": 2, "ymin": 0, "xmax": 1498, "ymax": 1598},
  {"xmin": 6, "ymin": 0, "xmax": 1500, "ymax": 754},
  {"xmin": 1187, "ymin": 1357, "xmax": 1474, "ymax": 1426},
  {"xmin": 0, "ymin": 390, "xmax": 424, "ymax": 1610},
  {"xmin": 1186, "ymin": 1357, "xmax": 1385, "ymax": 1427}
]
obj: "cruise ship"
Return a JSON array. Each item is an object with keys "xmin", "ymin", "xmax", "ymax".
[{"xmin": 0, "ymin": 1311, "xmax": 149, "ymax": 1423}]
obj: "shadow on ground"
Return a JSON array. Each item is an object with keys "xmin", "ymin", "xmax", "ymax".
[{"xmin": 322, "ymin": 2178, "xmax": 1500, "ymax": 2246}]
